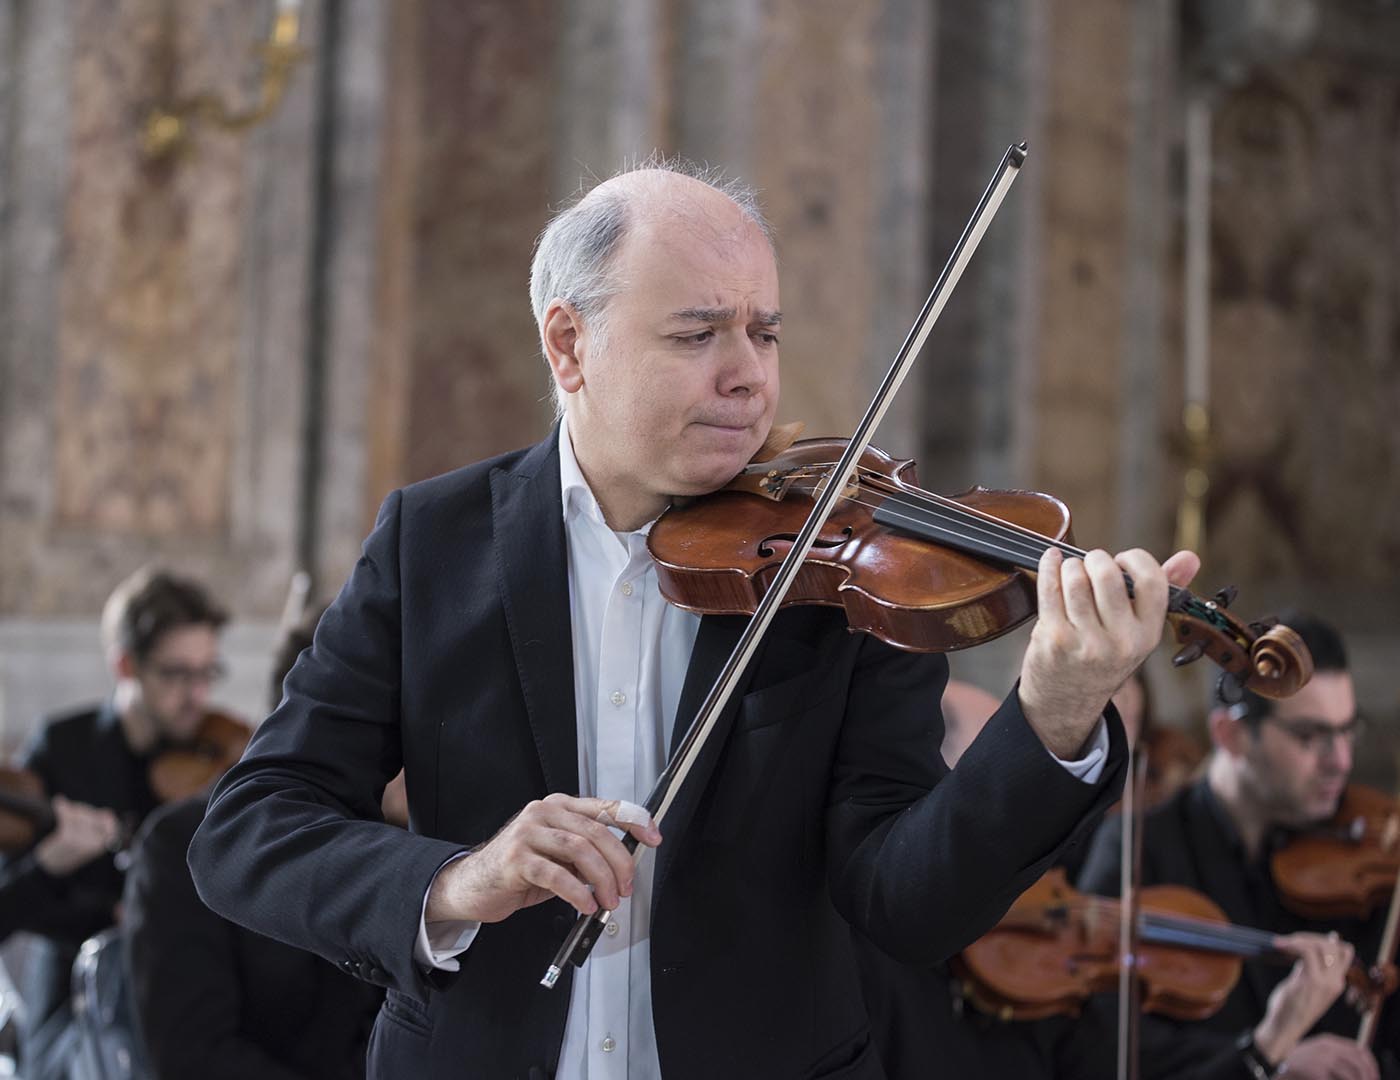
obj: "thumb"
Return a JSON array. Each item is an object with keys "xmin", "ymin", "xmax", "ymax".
[{"xmin": 1162, "ymin": 549, "xmax": 1200, "ymax": 589}]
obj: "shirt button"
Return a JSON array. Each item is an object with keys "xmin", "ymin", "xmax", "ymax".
[
  {"xmin": 605, "ymin": 920, "xmax": 619, "ymax": 936},
  {"xmin": 620, "ymin": 582, "xmax": 634, "ymax": 597},
  {"xmin": 610, "ymin": 690, "xmax": 626, "ymax": 706},
  {"xmin": 602, "ymin": 1036, "xmax": 616, "ymax": 1053}
]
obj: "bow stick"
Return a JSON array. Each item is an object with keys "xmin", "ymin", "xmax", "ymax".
[{"xmin": 1357, "ymin": 807, "xmax": 1400, "ymax": 1046}]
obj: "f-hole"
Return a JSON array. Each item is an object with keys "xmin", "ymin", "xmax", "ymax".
[{"xmin": 758, "ymin": 526, "xmax": 853, "ymax": 558}]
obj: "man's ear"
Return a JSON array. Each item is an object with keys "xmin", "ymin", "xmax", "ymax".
[
  {"xmin": 112, "ymin": 648, "xmax": 137, "ymax": 681},
  {"xmin": 542, "ymin": 300, "xmax": 586, "ymax": 396},
  {"xmin": 1209, "ymin": 706, "xmax": 1248, "ymax": 758}
]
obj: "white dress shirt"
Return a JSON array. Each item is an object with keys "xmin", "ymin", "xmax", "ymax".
[{"xmin": 416, "ymin": 417, "xmax": 1108, "ymax": 1078}]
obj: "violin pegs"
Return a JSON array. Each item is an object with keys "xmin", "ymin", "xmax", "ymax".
[
  {"xmin": 1211, "ymin": 585, "xmax": 1239, "ymax": 610},
  {"xmin": 1216, "ymin": 672, "xmax": 1245, "ymax": 705},
  {"xmin": 1172, "ymin": 642, "xmax": 1205, "ymax": 668}
]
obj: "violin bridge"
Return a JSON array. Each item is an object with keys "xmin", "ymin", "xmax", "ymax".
[{"xmin": 810, "ymin": 467, "xmax": 859, "ymax": 505}]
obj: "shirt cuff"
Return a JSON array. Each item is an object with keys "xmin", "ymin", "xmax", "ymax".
[
  {"xmin": 1050, "ymin": 716, "xmax": 1109, "ymax": 785},
  {"xmin": 414, "ymin": 852, "xmax": 481, "ymax": 971}
]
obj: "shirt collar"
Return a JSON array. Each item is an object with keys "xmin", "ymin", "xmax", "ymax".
[
  {"xmin": 558, "ymin": 413, "xmax": 603, "ymax": 526},
  {"xmin": 557, "ymin": 414, "xmax": 659, "ymax": 538}
]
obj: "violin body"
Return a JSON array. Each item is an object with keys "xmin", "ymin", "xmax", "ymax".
[
  {"xmin": 0, "ymin": 765, "xmax": 56, "ymax": 854},
  {"xmin": 650, "ymin": 439, "xmax": 1071, "ymax": 653},
  {"xmin": 1272, "ymin": 784, "xmax": 1400, "ymax": 921},
  {"xmin": 0, "ymin": 708, "xmax": 252, "ymax": 858},
  {"xmin": 953, "ymin": 868, "xmax": 1241, "ymax": 1022},
  {"xmin": 149, "ymin": 709, "xmax": 253, "ymax": 804},
  {"xmin": 649, "ymin": 437, "xmax": 1313, "ymax": 699}
]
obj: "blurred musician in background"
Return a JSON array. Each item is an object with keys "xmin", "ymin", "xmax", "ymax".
[
  {"xmin": 1080, "ymin": 610, "xmax": 1395, "ymax": 1079},
  {"xmin": 0, "ymin": 567, "xmax": 227, "ymax": 1077},
  {"xmin": 123, "ymin": 607, "xmax": 389, "ymax": 1080}
]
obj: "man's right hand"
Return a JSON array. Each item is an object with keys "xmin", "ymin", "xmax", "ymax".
[
  {"xmin": 33, "ymin": 795, "xmax": 121, "ymax": 876},
  {"xmin": 1275, "ymin": 1035, "xmax": 1379, "ymax": 1080},
  {"xmin": 1252, "ymin": 931, "xmax": 1374, "ymax": 1075},
  {"xmin": 425, "ymin": 794, "xmax": 662, "ymax": 924}
]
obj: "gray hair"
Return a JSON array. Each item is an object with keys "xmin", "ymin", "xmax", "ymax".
[{"xmin": 529, "ymin": 156, "xmax": 773, "ymax": 413}]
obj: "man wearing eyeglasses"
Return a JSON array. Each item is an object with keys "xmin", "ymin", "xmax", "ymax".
[
  {"xmin": 1079, "ymin": 610, "xmax": 1394, "ymax": 1080},
  {"xmin": 0, "ymin": 566, "xmax": 228, "ymax": 1077}
]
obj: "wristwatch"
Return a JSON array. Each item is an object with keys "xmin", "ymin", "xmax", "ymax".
[{"xmin": 1236, "ymin": 1030, "xmax": 1279, "ymax": 1080}]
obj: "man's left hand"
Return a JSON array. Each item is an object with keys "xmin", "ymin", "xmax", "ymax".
[{"xmin": 1018, "ymin": 547, "xmax": 1199, "ymax": 760}]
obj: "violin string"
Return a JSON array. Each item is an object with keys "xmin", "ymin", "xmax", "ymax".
[
  {"xmin": 800, "ymin": 482, "xmax": 1088, "ymax": 578},
  {"xmin": 832, "ymin": 491, "xmax": 1068, "ymax": 577},
  {"xmin": 864, "ymin": 480, "xmax": 1186, "ymax": 605},
  {"xmin": 868, "ymin": 487, "xmax": 1077, "ymax": 569},
  {"xmin": 1074, "ymin": 896, "xmax": 1277, "ymax": 955},
  {"xmin": 775, "ymin": 464, "xmax": 1188, "ymax": 604},
  {"xmin": 775, "ymin": 469, "xmax": 1071, "ymax": 572},
  {"xmin": 775, "ymin": 463, "xmax": 1088, "ymax": 564}
]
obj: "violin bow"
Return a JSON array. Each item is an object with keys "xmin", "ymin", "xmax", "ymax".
[
  {"xmin": 1357, "ymin": 802, "xmax": 1400, "ymax": 1046},
  {"xmin": 541, "ymin": 142, "xmax": 1030, "ymax": 987},
  {"xmin": 1117, "ymin": 746, "xmax": 1149, "ymax": 1080},
  {"xmin": 277, "ymin": 569, "xmax": 312, "ymax": 640}
]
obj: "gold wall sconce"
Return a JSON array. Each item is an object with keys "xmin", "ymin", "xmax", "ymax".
[{"xmin": 141, "ymin": 0, "xmax": 309, "ymax": 162}]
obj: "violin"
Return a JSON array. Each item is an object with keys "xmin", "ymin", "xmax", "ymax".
[
  {"xmin": 148, "ymin": 708, "xmax": 252, "ymax": 804},
  {"xmin": 649, "ymin": 438, "xmax": 1313, "ymax": 700},
  {"xmin": 1272, "ymin": 784, "xmax": 1400, "ymax": 921},
  {"xmin": 0, "ymin": 765, "xmax": 56, "ymax": 854},
  {"xmin": 952, "ymin": 868, "xmax": 1395, "ymax": 1023},
  {"xmin": 0, "ymin": 708, "xmax": 252, "ymax": 857}
]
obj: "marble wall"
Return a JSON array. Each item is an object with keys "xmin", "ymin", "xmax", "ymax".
[{"xmin": 1, "ymin": 0, "xmax": 1397, "ymax": 756}]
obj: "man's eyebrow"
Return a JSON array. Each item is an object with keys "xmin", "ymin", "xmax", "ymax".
[
  {"xmin": 668, "ymin": 306, "xmax": 736, "ymax": 323},
  {"xmin": 666, "ymin": 307, "xmax": 783, "ymax": 326}
]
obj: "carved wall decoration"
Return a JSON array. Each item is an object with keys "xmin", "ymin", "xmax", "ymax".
[
  {"xmin": 50, "ymin": 0, "xmax": 255, "ymax": 536},
  {"xmin": 1196, "ymin": 59, "xmax": 1400, "ymax": 592}
]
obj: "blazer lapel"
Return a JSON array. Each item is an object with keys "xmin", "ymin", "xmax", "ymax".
[
  {"xmin": 490, "ymin": 433, "xmax": 579, "ymax": 797},
  {"xmin": 655, "ymin": 612, "xmax": 750, "ymax": 896}
]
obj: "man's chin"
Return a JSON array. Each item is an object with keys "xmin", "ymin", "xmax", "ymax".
[{"xmin": 164, "ymin": 716, "xmax": 206, "ymax": 744}]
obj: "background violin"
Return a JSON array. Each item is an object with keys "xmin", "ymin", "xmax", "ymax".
[
  {"xmin": 0, "ymin": 765, "xmax": 56, "ymax": 854},
  {"xmin": 0, "ymin": 708, "xmax": 252, "ymax": 857},
  {"xmin": 1272, "ymin": 783, "xmax": 1400, "ymax": 921},
  {"xmin": 148, "ymin": 708, "xmax": 252, "ymax": 805},
  {"xmin": 952, "ymin": 868, "xmax": 1394, "ymax": 1023},
  {"xmin": 649, "ymin": 437, "xmax": 1313, "ymax": 701}
]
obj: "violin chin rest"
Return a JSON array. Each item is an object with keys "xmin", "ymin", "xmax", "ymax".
[{"xmin": 752, "ymin": 421, "xmax": 806, "ymax": 462}]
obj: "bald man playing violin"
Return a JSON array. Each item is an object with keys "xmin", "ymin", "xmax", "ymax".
[{"xmin": 190, "ymin": 160, "xmax": 1198, "ymax": 1080}]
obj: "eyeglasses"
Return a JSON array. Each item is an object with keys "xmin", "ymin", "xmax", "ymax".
[
  {"xmin": 143, "ymin": 660, "xmax": 228, "ymax": 689},
  {"xmin": 1261, "ymin": 714, "xmax": 1366, "ymax": 754}
]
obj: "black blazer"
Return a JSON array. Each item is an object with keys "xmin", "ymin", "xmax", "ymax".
[
  {"xmin": 124, "ymin": 796, "xmax": 381, "ymax": 1080},
  {"xmin": 190, "ymin": 432, "xmax": 1128, "ymax": 1080},
  {"xmin": 0, "ymin": 702, "xmax": 159, "ymax": 1036}
]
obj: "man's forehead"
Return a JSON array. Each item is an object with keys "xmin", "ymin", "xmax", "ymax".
[
  {"xmin": 628, "ymin": 202, "xmax": 770, "ymax": 258},
  {"xmin": 1272, "ymin": 671, "xmax": 1356, "ymax": 721},
  {"xmin": 148, "ymin": 623, "xmax": 220, "ymax": 656},
  {"xmin": 608, "ymin": 214, "xmax": 778, "ymax": 314}
]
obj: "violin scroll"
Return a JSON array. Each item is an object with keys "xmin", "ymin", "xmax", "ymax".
[{"xmin": 1166, "ymin": 596, "xmax": 1314, "ymax": 702}]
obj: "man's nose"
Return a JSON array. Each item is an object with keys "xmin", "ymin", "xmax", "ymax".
[
  {"xmin": 717, "ymin": 333, "xmax": 770, "ymax": 395},
  {"xmin": 1322, "ymin": 733, "xmax": 1352, "ymax": 773}
]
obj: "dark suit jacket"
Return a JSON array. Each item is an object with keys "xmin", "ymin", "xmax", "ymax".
[
  {"xmin": 0, "ymin": 702, "xmax": 159, "ymax": 1037},
  {"xmin": 1079, "ymin": 778, "xmax": 1400, "ymax": 1077},
  {"xmin": 123, "ymin": 796, "xmax": 381, "ymax": 1080},
  {"xmin": 189, "ymin": 432, "xmax": 1128, "ymax": 1080}
]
